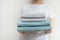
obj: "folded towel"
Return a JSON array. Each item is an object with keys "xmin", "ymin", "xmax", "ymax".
[
  {"xmin": 22, "ymin": 13, "xmax": 45, "ymax": 17},
  {"xmin": 17, "ymin": 20, "xmax": 50, "ymax": 27},
  {"xmin": 18, "ymin": 25, "xmax": 49, "ymax": 27},
  {"xmin": 21, "ymin": 13, "xmax": 46, "ymax": 22},
  {"xmin": 21, "ymin": 19, "xmax": 46, "ymax": 22},
  {"xmin": 17, "ymin": 26, "xmax": 50, "ymax": 32},
  {"xmin": 22, "ymin": 17, "xmax": 45, "ymax": 19}
]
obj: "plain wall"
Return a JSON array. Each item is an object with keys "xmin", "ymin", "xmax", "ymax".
[{"xmin": 0, "ymin": 0, "xmax": 60, "ymax": 40}]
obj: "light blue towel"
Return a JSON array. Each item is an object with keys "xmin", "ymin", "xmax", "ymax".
[
  {"xmin": 17, "ymin": 20, "xmax": 50, "ymax": 27},
  {"xmin": 17, "ymin": 26, "xmax": 50, "ymax": 32}
]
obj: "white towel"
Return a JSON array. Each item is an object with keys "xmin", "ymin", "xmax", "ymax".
[
  {"xmin": 22, "ymin": 13, "xmax": 45, "ymax": 17},
  {"xmin": 21, "ymin": 19, "xmax": 46, "ymax": 22}
]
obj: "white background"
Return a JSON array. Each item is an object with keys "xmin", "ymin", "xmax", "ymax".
[{"xmin": 0, "ymin": 0, "xmax": 60, "ymax": 40}]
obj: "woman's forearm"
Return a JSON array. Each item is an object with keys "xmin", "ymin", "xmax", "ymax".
[{"xmin": 49, "ymin": 18, "xmax": 53, "ymax": 27}]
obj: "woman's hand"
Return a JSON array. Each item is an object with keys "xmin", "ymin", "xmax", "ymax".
[
  {"xmin": 44, "ymin": 29, "xmax": 52, "ymax": 34},
  {"xmin": 20, "ymin": 32, "xmax": 28, "ymax": 35},
  {"xmin": 20, "ymin": 32, "xmax": 26, "ymax": 34}
]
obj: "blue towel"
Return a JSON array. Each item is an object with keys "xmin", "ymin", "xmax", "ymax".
[
  {"xmin": 17, "ymin": 20, "xmax": 50, "ymax": 27},
  {"xmin": 17, "ymin": 26, "xmax": 50, "ymax": 32}
]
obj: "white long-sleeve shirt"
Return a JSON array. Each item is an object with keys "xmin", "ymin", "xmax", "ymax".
[
  {"xmin": 21, "ymin": 4, "xmax": 54, "ymax": 40},
  {"xmin": 21, "ymin": 4, "xmax": 54, "ymax": 19}
]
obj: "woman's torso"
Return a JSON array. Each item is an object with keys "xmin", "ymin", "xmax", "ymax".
[
  {"xmin": 22, "ymin": 4, "xmax": 49, "ymax": 19},
  {"xmin": 22, "ymin": 4, "xmax": 49, "ymax": 40}
]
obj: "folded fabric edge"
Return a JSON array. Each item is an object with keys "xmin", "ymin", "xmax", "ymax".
[
  {"xmin": 17, "ymin": 27, "xmax": 50, "ymax": 32},
  {"xmin": 18, "ymin": 25, "xmax": 50, "ymax": 27}
]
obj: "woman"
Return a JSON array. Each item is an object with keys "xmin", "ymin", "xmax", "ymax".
[{"xmin": 20, "ymin": 0, "xmax": 54, "ymax": 40}]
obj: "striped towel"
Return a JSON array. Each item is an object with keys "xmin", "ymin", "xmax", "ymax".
[{"xmin": 21, "ymin": 13, "xmax": 46, "ymax": 22}]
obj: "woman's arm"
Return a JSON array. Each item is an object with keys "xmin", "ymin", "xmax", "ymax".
[{"xmin": 44, "ymin": 18, "xmax": 53, "ymax": 34}]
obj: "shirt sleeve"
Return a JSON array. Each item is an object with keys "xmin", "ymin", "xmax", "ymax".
[{"xmin": 47, "ymin": 6, "xmax": 54, "ymax": 18}]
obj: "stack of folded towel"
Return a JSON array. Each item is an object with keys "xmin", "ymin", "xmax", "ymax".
[{"xmin": 17, "ymin": 13, "xmax": 50, "ymax": 32}]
